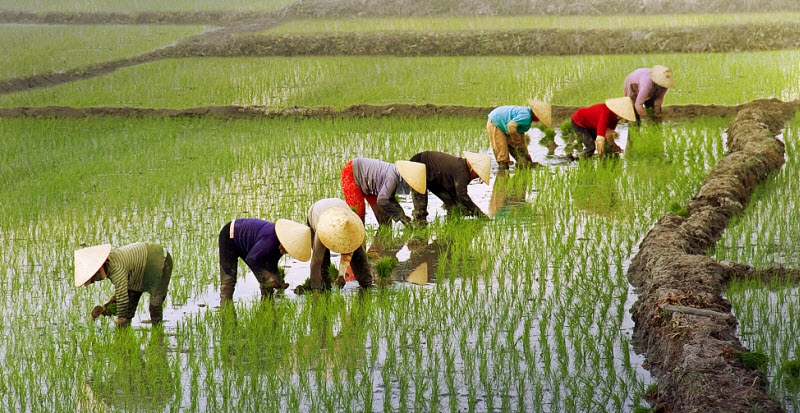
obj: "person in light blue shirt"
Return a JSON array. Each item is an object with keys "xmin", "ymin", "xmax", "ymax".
[{"xmin": 486, "ymin": 99, "xmax": 552, "ymax": 169}]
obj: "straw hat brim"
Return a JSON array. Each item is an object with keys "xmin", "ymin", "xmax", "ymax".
[
  {"xmin": 527, "ymin": 99, "xmax": 553, "ymax": 129},
  {"xmin": 275, "ymin": 219, "xmax": 312, "ymax": 262},
  {"xmin": 395, "ymin": 160, "xmax": 426, "ymax": 194},
  {"xmin": 74, "ymin": 244, "xmax": 112, "ymax": 287},
  {"xmin": 650, "ymin": 65, "xmax": 676, "ymax": 89},
  {"xmin": 463, "ymin": 151, "xmax": 491, "ymax": 185},
  {"xmin": 605, "ymin": 97, "xmax": 637, "ymax": 122},
  {"xmin": 317, "ymin": 206, "xmax": 365, "ymax": 254},
  {"xmin": 406, "ymin": 262, "xmax": 428, "ymax": 286}
]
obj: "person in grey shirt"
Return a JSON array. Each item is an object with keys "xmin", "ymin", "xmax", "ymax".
[{"xmin": 340, "ymin": 157, "xmax": 426, "ymax": 225}]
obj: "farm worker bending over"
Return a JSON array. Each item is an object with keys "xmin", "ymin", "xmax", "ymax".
[
  {"xmin": 74, "ymin": 242, "xmax": 173, "ymax": 328},
  {"xmin": 218, "ymin": 218, "xmax": 311, "ymax": 304},
  {"xmin": 624, "ymin": 65, "xmax": 676, "ymax": 123},
  {"xmin": 307, "ymin": 198, "xmax": 372, "ymax": 290},
  {"xmin": 487, "ymin": 99, "xmax": 552, "ymax": 169},
  {"xmin": 571, "ymin": 97, "xmax": 636, "ymax": 157},
  {"xmin": 409, "ymin": 151, "xmax": 491, "ymax": 222},
  {"xmin": 341, "ymin": 157, "xmax": 426, "ymax": 226}
]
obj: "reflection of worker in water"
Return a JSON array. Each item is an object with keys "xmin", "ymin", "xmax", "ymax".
[
  {"xmin": 79, "ymin": 330, "xmax": 176, "ymax": 412},
  {"xmin": 307, "ymin": 198, "xmax": 373, "ymax": 290},
  {"xmin": 488, "ymin": 169, "xmax": 532, "ymax": 217},
  {"xmin": 409, "ymin": 151, "xmax": 491, "ymax": 223},
  {"xmin": 341, "ymin": 157, "xmax": 426, "ymax": 226},
  {"xmin": 74, "ymin": 243, "xmax": 173, "ymax": 328},
  {"xmin": 403, "ymin": 238, "xmax": 447, "ymax": 286},
  {"xmin": 218, "ymin": 218, "xmax": 311, "ymax": 304},
  {"xmin": 486, "ymin": 99, "xmax": 552, "ymax": 169},
  {"xmin": 571, "ymin": 97, "xmax": 636, "ymax": 157},
  {"xmin": 624, "ymin": 65, "xmax": 675, "ymax": 123}
]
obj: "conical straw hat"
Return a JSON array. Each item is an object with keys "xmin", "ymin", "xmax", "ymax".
[
  {"xmin": 463, "ymin": 151, "xmax": 491, "ymax": 185},
  {"xmin": 406, "ymin": 262, "xmax": 428, "ymax": 286},
  {"xmin": 527, "ymin": 99, "xmax": 552, "ymax": 128},
  {"xmin": 395, "ymin": 160, "xmax": 426, "ymax": 194},
  {"xmin": 650, "ymin": 65, "xmax": 676, "ymax": 89},
  {"xmin": 317, "ymin": 206, "xmax": 365, "ymax": 254},
  {"xmin": 275, "ymin": 219, "xmax": 312, "ymax": 262},
  {"xmin": 74, "ymin": 244, "xmax": 112, "ymax": 287},
  {"xmin": 605, "ymin": 97, "xmax": 637, "ymax": 122}
]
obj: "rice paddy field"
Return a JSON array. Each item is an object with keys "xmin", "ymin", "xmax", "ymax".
[
  {"xmin": 0, "ymin": 25, "xmax": 208, "ymax": 79},
  {"xmin": 2, "ymin": 6, "xmax": 800, "ymax": 413}
]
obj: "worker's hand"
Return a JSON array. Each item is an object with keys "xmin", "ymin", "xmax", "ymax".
[
  {"xmin": 609, "ymin": 142, "xmax": 623, "ymax": 153},
  {"xmin": 653, "ymin": 112, "xmax": 664, "ymax": 123},
  {"xmin": 595, "ymin": 136, "xmax": 605, "ymax": 156},
  {"xmin": 266, "ymin": 274, "xmax": 282, "ymax": 289},
  {"xmin": 91, "ymin": 305, "xmax": 104, "ymax": 320}
]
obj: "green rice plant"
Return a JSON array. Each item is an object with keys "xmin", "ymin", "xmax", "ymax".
[
  {"xmin": 0, "ymin": 25, "xmax": 207, "ymax": 80},
  {"xmin": 4, "ymin": 50, "xmax": 800, "ymax": 109},
  {"xmin": 375, "ymin": 256, "xmax": 398, "ymax": 284}
]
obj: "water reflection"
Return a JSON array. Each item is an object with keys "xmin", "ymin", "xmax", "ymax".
[{"xmin": 80, "ymin": 329, "xmax": 176, "ymax": 412}]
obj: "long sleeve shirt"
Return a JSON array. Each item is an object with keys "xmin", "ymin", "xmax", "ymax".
[
  {"xmin": 488, "ymin": 106, "xmax": 539, "ymax": 135},
  {"xmin": 571, "ymin": 103, "xmax": 620, "ymax": 138},
  {"xmin": 624, "ymin": 68, "xmax": 668, "ymax": 116},
  {"xmin": 410, "ymin": 151, "xmax": 484, "ymax": 217},
  {"xmin": 231, "ymin": 218, "xmax": 283, "ymax": 277},
  {"xmin": 352, "ymin": 157, "xmax": 408, "ymax": 223},
  {"xmin": 106, "ymin": 242, "xmax": 166, "ymax": 318}
]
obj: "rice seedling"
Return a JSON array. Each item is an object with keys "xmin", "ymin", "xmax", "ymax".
[
  {"xmin": 0, "ymin": 25, "xmax": 207, "ymax": 80},
  {"xmin": 3, "ymin": 50, "xmax": 800, "ymax": 108},
  {"xmin": 0, "ymin": 111, "xmax": 754, "ymax": 412}
]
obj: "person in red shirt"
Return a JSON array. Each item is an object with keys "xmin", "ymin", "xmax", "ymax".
[{"xmin": 570, "ymin": 97, "xmax": 636, "ymax": 157}]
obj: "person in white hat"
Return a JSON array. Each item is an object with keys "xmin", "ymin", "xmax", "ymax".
[
  {"xmin": 218, "ymin": 218, "xmax": 311, "ymax": 304},
  {"xmin": 74, "ymin": 242, "xmax": 172, "ymax": 327},
  {"xmin": 408, "ymin": 151, "xmax": 490, "ymax": 223},
  {"xmin": 624, "ymin": 65, "xmax": 676, "ymax": 123},
  {"xmin": 306, "ymin": 198, "xmax": 372, "ymax": 290},
  {"xmin": 486, "ymin": 99, "xmax": 552, "ymax": 169},
  {"xmin": 570, "ymin": 97, "xmax": 637, "ymax": 157},
  {"xmin": 340, "ymin": 157, "xmax": 426, "ymax": 226}
]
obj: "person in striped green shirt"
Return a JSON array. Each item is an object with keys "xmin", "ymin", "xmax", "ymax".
[{"xmin": 74, "ymin": 242, "xmax": 173, "ymax": 328}]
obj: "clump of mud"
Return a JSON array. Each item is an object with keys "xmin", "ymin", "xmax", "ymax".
[{"xmin": 627, "ymin": 99, "xmax": 800, "ymax": 412}]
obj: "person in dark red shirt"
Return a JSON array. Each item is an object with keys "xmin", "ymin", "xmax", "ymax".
[{"xmin": 571, "ymin": 97, "xmax": 636, "ymax": 157}]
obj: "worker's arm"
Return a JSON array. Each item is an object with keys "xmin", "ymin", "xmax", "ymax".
[
  {"xmin": 634, "ymin": 83, "xmax": 651, "ymax": 117},
  {"xmin": 377, "ymin": 179, "xmax": 410, "ymax": 224},
  {"xmin": 245, "ymin": 240, "xmax": 282, "ymax": 288},
  {"xmin": 453, "ymin": 171, "xmax": 485, "ymax": 218}
]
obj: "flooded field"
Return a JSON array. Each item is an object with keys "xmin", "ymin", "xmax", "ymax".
[{"xmin": 0, "ymin": 114, "xmax": 739, "ymax": 411}]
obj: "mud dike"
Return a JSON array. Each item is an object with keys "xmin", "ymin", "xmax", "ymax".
[{"xmin": 627, "ymin": 99, "xmax": 800, "ymax": 412}]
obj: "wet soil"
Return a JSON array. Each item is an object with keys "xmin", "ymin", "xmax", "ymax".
[
  {"xmin": 2, "ymin": 22, "xmax": 800, "ymax": 95},
  {"xmin": 627, "ymin": 98, "xmax": 800, "ymax": 413},
  {"xmin": 0, "ymin": 102, "xmax": 746, "ymax": 121}
]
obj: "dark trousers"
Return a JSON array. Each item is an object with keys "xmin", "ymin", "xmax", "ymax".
[
  {"xmin": 219, "ymin": 222, "xmax": 272, "ymax": 304},
  {"xmin": 572, "ymin": 120, "xmax": 597, "ymax": 157},
  {"xmin": 308, "ymin": 225, "xmax": 373, "ymax": 289}
]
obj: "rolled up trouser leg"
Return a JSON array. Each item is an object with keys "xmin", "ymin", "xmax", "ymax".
[
  {"xmin": 572, "ymin": 121, "xmax": 596, "ymax": 157},
  {"xmin": 219, "ymin": 223, "xmax": 240, "ymax": 304},
  {"xmin": 149, "ymin": 253, "xmax": 173, "ymax": 324},
  {"xmin": 487, "ymin": 119, "xmax": 511, "ymax": 166}
]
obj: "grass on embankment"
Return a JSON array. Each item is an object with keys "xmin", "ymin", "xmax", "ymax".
[{"xmin": 264, "ymin": 13, "xmax": 800, "ymax": 34}]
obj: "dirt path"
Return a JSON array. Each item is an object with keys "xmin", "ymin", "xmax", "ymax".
[
  {"xmin": 627, "ymin": 98, "xmax": 800, "ymax": 412},
  {"xmin": 0, "ymin": 102, "xmax": 743, "ymax": 121}
]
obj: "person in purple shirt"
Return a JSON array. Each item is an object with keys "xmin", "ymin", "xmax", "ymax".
[
  {"xmin": 624, "ymin": 65, "xmax": 675, "ymax": 123},
  {"xmin": 218, "ymin": 218, "xmax": 311, "ymax": 304}
]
